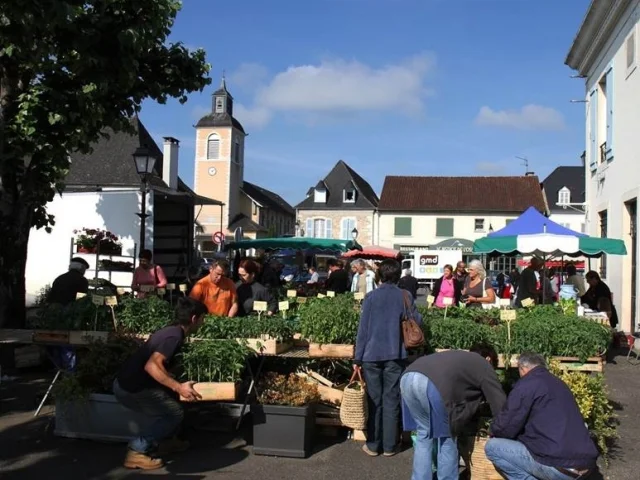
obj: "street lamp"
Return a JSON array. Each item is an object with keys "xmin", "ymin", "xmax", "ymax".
[
  {"xmin": 133, "ymin": 146, "xmax": 157, "ymax": 251},
  {"xmin": 351, "ymin": 227, "xmax": 359, "ymax": 241}
]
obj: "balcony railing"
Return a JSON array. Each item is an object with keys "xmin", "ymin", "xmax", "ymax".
[{"xmin": 599, "ymin": 142, "xmax": 607, "ymax": 163}]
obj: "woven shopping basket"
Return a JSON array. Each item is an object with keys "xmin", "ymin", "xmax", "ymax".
[
  {"xmin": 459, "ymin": 434, "xmax": 502, "ymax": 480},
  {"xmin": 339, "ymin": 368, "xmax": 367, "ymax": 430}
]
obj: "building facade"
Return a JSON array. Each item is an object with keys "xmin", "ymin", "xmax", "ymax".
[
  {"xmin": 376, "ymin": 175, "xmax": 548, "ymax": 268},
  {"xmin": 193, "ymin": 77, "xmax": 295, "ymax": 253},
  {"xmin": 295, "ymin": 161, "xmax": 379, "ymax": 246},
  {"xmin": 566, "ymin": 0, "xmax": 640, "ymax": 332},
  {"xmin": 542, "ymin": 165, "xmax": 587, "ymax": 234}
]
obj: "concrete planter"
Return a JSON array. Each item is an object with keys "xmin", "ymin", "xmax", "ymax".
[{"xmin": 55, "ymin": 393, "xmax": 154, "ymax": 442}]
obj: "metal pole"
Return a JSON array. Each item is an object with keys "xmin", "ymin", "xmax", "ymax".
[{"xmin": 138, "ymin": 181, "xmax": 147, "ymax": 251}]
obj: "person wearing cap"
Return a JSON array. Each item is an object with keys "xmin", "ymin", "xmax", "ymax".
[{"xmin": 47, "ymin": 257, "xmax": 90, "ymax": 305}]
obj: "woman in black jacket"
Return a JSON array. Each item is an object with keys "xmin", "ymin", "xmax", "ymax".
[{"xmin": 431, "ymin": 264, "xmax": 462, "ymax": 307}]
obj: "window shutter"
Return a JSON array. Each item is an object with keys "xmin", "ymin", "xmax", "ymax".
[
  {"xmin": 589, "ymin": 89, "xmax": 598, "ymax": 171},
  {"xmin": 394, "ymin": 217, "xmax": 412, "ymax": 236},
  {"xmin": 306, "ymin": 218, "xmax": 313, "ymax": 237},
  {"xmin": 436, "ymin": 218, "xmax": 454, "ymax": 237},
  {"xmin": 207, "ymin": 137, "xmax": 220, "ymax": 159},
  {"xmin": 605, "ymin": 66, "xmax": 613, "ymax": 161},
  {"xmin": 326, "ymin": 219, "xmax": 333, "ymax": 238},
  {"xmin": 341, "ymin": 218, "xmax": 347, "ymax": 239}
]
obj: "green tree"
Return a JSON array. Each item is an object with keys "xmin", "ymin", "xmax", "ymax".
[{"xmin": 0, "ymin": 1, "xmax": 211, "ymax": 326}]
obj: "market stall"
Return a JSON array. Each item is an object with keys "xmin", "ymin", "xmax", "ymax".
[{"xmin": 341, "ymin": 245, "xmax": 401, "ymax": 261}]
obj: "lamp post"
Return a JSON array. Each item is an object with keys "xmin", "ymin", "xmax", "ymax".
[
  {"xmin": 133, "ymin": 146, "xmax": 157, "ymax": 251},
  {"xmin": 351, "ymin": 227, "xmax": 359, "ymax": 241}
]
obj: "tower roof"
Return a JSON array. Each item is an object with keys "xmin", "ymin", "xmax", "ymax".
[
  {"xmin": 212, "ymin": 73, "xmax": 233, "ymax": 99},
  {"xmin": 195, "ymin": 74, "xmax": 244, "ymax": 133}
]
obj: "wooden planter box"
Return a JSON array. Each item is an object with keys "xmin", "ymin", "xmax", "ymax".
[
  {"xmin": 252, "ymin": 404, "xmax": 316, "ymax": 458},
  {"xmin": 308, "ymin": 343, "xmax": 354, "ymax": 358},
  {"xmin": 180, "ymin": 382, "xmax": 240, "ymax": 402},
  {"xmin": 317, "ymin": 384, "xmax": 344, "ymax": 405},
  {"xmin": 55, "ymin": 393, "xmax": 155, "ymax": 442},
  {"xmin": 32, "ymin": 330, "xmax": 70, "ymax": 344},
  {"xmin": 69, "ymin": 331, "xmax": 111, "ymax": 345},
  {"xmin": 292, "ymin": 333, "xmax": 309, "ymax": 347},
  {"xmin": 240, "ymin": 337, "xmax": 293, "ymax": 355}
]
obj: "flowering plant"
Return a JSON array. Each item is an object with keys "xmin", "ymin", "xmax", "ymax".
[
  {"xmin": 75, "ymin": 228, "xmax": 121, "ymax": 251},
  {"xmin": 257, "ymin": 372, "xmax": 320, "ymax": 407}
]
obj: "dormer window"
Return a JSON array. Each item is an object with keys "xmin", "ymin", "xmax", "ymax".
[
  {"xmin": 314, "ymin": 188, "xmax": 326, "ymax": 203},
  {"xmin": 558, "ymin": 187, "xmax": 571, "ymax": 206},
  {"xmin": 343, "ymin": 189, "xmax": 356, "ymax": 203}
]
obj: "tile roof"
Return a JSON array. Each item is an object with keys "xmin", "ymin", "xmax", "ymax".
[
  {"xmin": 541, "ymin": 166, "xmax": 585, "ymax": 213},
  {"xmin": 295, "ymin": 160, "xmax": 379, "ymax": 210},
  {"xmin": 242, "ymin": 181, "xmax": 295, "ymax": 216},
  {"xmin": 229, "ymin": 213, "xmax": 267, "ymax": 233},
  {"xmin": 378, "ymin": 175, "xmax": 547, "ymax": 213}
]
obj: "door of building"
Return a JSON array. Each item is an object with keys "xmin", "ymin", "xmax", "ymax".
[{"xmin": 627, "ymin": 199, "xmax": 637, "ymax": 332}]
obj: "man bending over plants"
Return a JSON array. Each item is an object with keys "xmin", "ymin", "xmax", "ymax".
[{"xmin": 113, "ymin": 297, "xmax": 207, "ymax": 470}]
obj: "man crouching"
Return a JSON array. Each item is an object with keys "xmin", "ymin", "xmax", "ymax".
[{"xmin": 113, "ymin": 297, "xmax": 207, "ymax": 470}]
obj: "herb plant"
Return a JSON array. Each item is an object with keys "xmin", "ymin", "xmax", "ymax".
[
  {"xmin": 298, "ymin": 294, "xmax": 360, "ymax": 345},
  {"xmin": 257, "ymin": 372, "xmax": 320, "ymax": 407},
  {"xmin": 29, "ymin": 296, "xmax": 113, "ymax": 331},
  {"xmin": 115, "ymin": 296, "xmax": 173, "ymax": 334},
  {"xmin": 197, "ymin": 315, "xmax": 295, "ymax": 341},
  {"xmin": 179, "ymin": 340, "xmax": 250, "ymax": 383}
]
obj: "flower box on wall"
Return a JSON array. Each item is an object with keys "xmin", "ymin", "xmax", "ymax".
[
  {"xmin": 252, "ymin": 404, "xmax": 316, "ymax": 458},
  {"xmin": 308, "ymin": 343, "xmax": 354, "ymax": 359},
  {"xmin": 55, "ymin": 393, "xmax": 155, "ymax": 442}
]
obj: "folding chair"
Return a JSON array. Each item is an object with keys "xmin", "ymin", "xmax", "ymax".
[{"xmin": 35, "ymin": 346, "xmax": 77, "ymax": 416}]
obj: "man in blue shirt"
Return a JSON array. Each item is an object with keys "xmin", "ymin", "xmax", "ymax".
[{"xmin": 486, "ymin": 352, "xmax": 599, "ymax": 479}]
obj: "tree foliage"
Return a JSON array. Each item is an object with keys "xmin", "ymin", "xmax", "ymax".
[{"xmin": 0, "ymin": 0, "xmax": 211, "ymax": 325}]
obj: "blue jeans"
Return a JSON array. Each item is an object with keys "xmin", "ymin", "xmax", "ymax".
[
  {"xmin": 361, "ymin": 360, "xmax": 404, "ymax": 453},
  {"xmin": 401, "ymin": 372, "xmax": 458, "ymax": 480},
  {"xmin": 485, "ymin": 438, "xmax": 576, "ymax": 480},
  {"xmin": 113, "ymin": 379, "xmax": 184, "ymax": 453}
]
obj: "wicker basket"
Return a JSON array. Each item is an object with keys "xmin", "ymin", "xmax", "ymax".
[
  {"xmin": 339, "ymin": 369, "xmax": 367, "ymax": 430},
  {"xmin": 460, "ymin": 435, "xmax": 502, "ymax": 480}
]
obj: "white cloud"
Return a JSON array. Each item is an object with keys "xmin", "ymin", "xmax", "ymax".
[
  {"xmin": 228, "ymin": 63, "xmax": 269, "ymax": 90},
  {"xmin": 231, "ymin": 52, "xmax": 435, "ymax": 128},
  {"xmin": 474, "ymin": 104, "xmax": 565, "ymax": 131},
  {"xmin": 234, "ymin": 104, "xmax": 272, "ymax": 129}
]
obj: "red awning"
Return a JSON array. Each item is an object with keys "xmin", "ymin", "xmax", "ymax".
[
  {"xmin": 342, "ymin": 246, "xmax": 401, "ymax": 260},
  {"xmin": 517, "ymin": 259, "xmax": 586, "ymax": 269}
]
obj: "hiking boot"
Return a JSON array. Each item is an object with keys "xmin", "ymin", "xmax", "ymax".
[
  {"xmin": 157, "ymin": 437, "xmax": 190, "ymax": 455},
  {"xmin": 123, "ymin": 450, "xmax": 164, "ymax": 470}
]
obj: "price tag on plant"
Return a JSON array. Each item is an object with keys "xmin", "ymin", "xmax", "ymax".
[
  {"xmin": 254, "ymin": 301, "xmax": 268, "ymax": 312},
  {"xmin": 76, "ymin": 292, "xmax": 87, "ymax": 300},
  {"xmin": 116, "ymin": 288, "xmax": 126, "ymax": 296},
  {"xmin": 287, "ymin": 290, "xmax": 297, "ymax": 298},
  {"xmin": 179, "ymin": 284, "xmax": 188, "ymax": 292},
  {"xmin": 298, "ymin": 297, "xmax": 307, "ymax": 304},
  {"xmin": 326, "ymin": 291, "xmax": 336, "ymax": 297},
  {"xmin": 157, "ymin": 288, "xmax": 166, "ymax": 296},
  {"xmin": 166, "ymin": 283, "xmax": 176, "ymax": 291},
  {"xmin": 317, "ymin": 293, "xmax": 325, "ymax": 298},
  {"xmin": 354, "ymin": 292, "xmax": 365, "ymax": 301},
  {"xmin": 500, "ymin": 310, "xmax": 517, "ymax": 321},
  {"xmin": 105, "ymin": 296, "xmax": 118, "ymax": 306},
  {"xmin": 499, "ymin": 298, "xmax": 511, "ymax": 307},
  {"xmin": 140, "ymin": 285, "xmax": 155, "ymax": 293},
  {"xmin": 92, "ymin": 295, "xmax": 104, "ymax": 306},
  {"xmin": 443, "ymin": 297, "xmax": 453, "ymax": 306},
  {"xmin": 521, "ymin": 298, "xmax": 534, "ymax": 308},
  {"xmin": 279, "ymin": 300, "xmax": 290, "ymax": 311},
  {"xmin": 426, "ymin": 295, "xmax": 435, "ymax": 305}
]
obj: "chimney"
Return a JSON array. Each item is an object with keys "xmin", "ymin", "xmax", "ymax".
[{"xmin": 162, "ymin": 137, "xmax": 179, "ymax": 190}]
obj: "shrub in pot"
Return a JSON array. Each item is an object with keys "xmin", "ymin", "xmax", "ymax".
[{"xmin": 252, "ymin": 372, "xmax": 320, "ymax": 458}]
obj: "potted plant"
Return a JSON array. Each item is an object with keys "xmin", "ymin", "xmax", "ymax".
[
  {"xmin": 75, "ymin": 227, "xmax": 122, "ymax": 255},
  {"xmin": 53, "ymin": 336, "xmax": 155, "ymax": 441},
  {"xmin": 298, "ymin": 294, "xmax": 360, "ymax": 358},
  {"xmin": 252, "ymin": 372, "xmax": 320, "ymax": 458},
  {"xmin": 116, "ymin": 296, "xmax": 174, "ymax": 335},
  {"xmin": 198, "ymin": 315, "xmax": 294, "ymax": 355},
  {"xmin": 178, "ymin": 339, "xmax": 250, "ymax": 401}
]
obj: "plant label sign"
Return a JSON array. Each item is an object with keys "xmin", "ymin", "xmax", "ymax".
[
  {"xmin": 76, "ymin": 292, "xmax": 87, "ymax": 300},
  {"xmin": 157, "ymin": 288, "xmax": 166, "ymax": 296},
  {"xmin": 298, "ymin": 297, "xmax": 307, "ymax": 304},
  {"xmin": 92, "ymin": 295, "xmax": 104, "ymax": 306},
  {"xmin": 254, "ymin": 301, "xmax": 268, "ymax": 312},
  {"xmin": 140, "ymin": 285, "xmax": 155, "ymax": 293},
  {"xmin": 287, "ymin": 290, "xmax": 297, "ymax": 298},
  {"xmin": 426, "ymin": 295, "xmax": 435, "ymax": 305},
  {"xmin": 521, "ymin": 298, "xmax": 534, "ymax": 308},
  {"xmin": 116, "ymin": 288, "xmax": 126, "ymax": 296},
  {"xmin": 354, "ymin": 292, "xmax": 365, "ymax": 301},
  {"xmin": 166, "ymin": 283, "xmax": 176, "ymax": 291},
  {"xmin": 326, "ymin": 291, "xmax": 336, "ymax": 297},
  {"xmin": 105, "ymin": 296, "xmax": 118, "ymax": 306},
  {"xmin": 499, "ymin": 298, "xmax": 511, "ymax": 307},
  {"xmin": 317, "ymin": 293, "xmax": 326, "ymax": 298},
  {"xmin": 179, "ymin": 284, "xmax": 188, "ymax": 292},
  {"xmin": 442, "ymin": 297, "xmax": 453, "ymax": 306},
  {"xmin": 279, "ymin": 300, "xmax": 290, "ymax": 311},
  {"xmin": 500, "ymin": 310, "xmax": 517, "ymax": 321}
]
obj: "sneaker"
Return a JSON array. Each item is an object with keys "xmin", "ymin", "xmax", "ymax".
[
  {"xmin": 362, "ymin": 444, "xmax": 379, "ymax": 457},
  {"xmin": 383, "ymin": 446, "xmax": 401, "ymax": 457},
  {"xmin": 157, "ymin": 437, "xmax": 190, "ymax": 455},
  {"xmin": 123, "ymin": 450, "xmax": 164, "ymax": 470}
]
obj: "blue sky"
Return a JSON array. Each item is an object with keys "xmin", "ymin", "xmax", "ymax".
[{"xmin": 141, "ymin": 0, "xmax": 591, "ymax": 206}]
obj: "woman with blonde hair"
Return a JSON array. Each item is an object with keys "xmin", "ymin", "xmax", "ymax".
[{"xmin": 461, "ymin": 259, "xmax": 496, "ymax": 308}]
